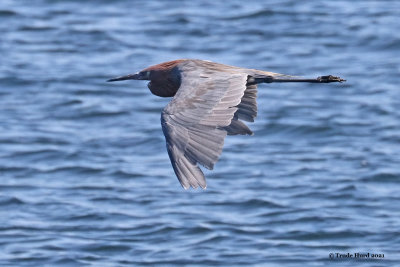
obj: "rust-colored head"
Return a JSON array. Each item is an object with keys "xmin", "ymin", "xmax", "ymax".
[{"xmin": 107, "ymin": 60, "xmax": 184, "ymax": 97}]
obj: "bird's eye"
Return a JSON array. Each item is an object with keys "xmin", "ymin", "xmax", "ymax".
[{"xmin": 139, "ymin": 71, "xmax": 151, "ymax": 79}]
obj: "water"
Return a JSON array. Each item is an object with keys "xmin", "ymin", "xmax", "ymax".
[{"xmin": 1, "ymin": 0, "xmax": 399, "ymax": 266}]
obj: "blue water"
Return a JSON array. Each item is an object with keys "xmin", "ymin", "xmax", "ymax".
[{"xmin": 1, "ymin": 0, "xmax": 399, "ymax": 266}]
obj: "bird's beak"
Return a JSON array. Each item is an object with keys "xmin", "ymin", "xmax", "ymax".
[{"xmin": 107, "ymin": 73, "xmax": 142, "ymax": 82}]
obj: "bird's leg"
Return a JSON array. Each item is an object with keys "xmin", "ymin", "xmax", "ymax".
[{"xmin": 261, "ymin": 75, "xmax": 346, "ymax": 83}]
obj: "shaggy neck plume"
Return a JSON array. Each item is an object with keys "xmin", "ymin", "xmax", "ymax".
[{"xmin": 145, "ymin": 60, "xmax": 184, "ymax": 97}]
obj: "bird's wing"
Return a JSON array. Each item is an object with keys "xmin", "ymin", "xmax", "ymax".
[
  {"xmin": 161, "ymin": 61, "xmax": 249, "ymax": 189},
  {"xmin": 223, "ymin": 83, "xmax": 258, "ymax": 136},
  {"xmin": 235, "ymin": 84, "xmax": 258, "ymax": 122}
]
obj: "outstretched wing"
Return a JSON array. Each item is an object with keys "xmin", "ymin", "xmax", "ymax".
[{"xmin": 161, "ymin": 61, "xmax": 251, "ymax": 189}]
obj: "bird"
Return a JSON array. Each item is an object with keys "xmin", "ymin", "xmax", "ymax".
[{"xmin": 107, "ymin": 59, "xmax": 345, "ymax": 189}]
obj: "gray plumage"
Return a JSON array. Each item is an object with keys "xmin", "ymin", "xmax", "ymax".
[{"xmin": 107, "ymin": 59, "xmax": 345, "ymax": 189}]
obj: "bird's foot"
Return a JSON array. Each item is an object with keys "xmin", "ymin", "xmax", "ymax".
[{"xmin": 317, "ymin": 75, "xmax": 346, "ymax": 83}]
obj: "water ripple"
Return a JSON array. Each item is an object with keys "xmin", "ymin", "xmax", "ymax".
[{"xmin": 0, "ymin": 0, "xmax": 399, "ymax": 266}]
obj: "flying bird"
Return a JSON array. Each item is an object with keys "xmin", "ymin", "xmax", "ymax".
[{"xmin": 107, "ymin": 59, "xmax": 345, "ymax": 189}]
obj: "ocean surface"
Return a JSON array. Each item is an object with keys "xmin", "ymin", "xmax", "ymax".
[{"xmin": 1, "ymin": 0, "xmax": 399, "ymax": 266}]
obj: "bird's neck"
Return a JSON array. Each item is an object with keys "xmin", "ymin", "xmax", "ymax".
[
  {"xmin": 148, "ymin": 81, "xmax": 179, "ymax": 97},
  {"xmin": 148, "ymin": 67, "xmax": 181, "ymax": 97}
]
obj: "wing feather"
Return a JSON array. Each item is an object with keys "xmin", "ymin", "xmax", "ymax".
[{"xmin": 161, "ymin": 60, "xmax": 257, "ymax": 189}]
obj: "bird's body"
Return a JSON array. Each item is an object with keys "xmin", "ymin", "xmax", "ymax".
[{"xmin": 108, "ymin": 59, "xmax": 344, "ymax": 189}]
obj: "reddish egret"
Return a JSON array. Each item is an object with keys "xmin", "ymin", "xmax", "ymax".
[{"xmin": 108, "ymin": 59, "xmax": 345, "ymax": 189}]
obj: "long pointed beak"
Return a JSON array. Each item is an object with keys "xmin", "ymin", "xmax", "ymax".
[{"xmin": 107, "ymin": 73, "xmax": 141, "ymax": 82}]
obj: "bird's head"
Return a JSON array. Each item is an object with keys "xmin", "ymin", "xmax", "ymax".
[{"xmin": 107, "ymin": 62, "xmax": 182, "ymax": 97}]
